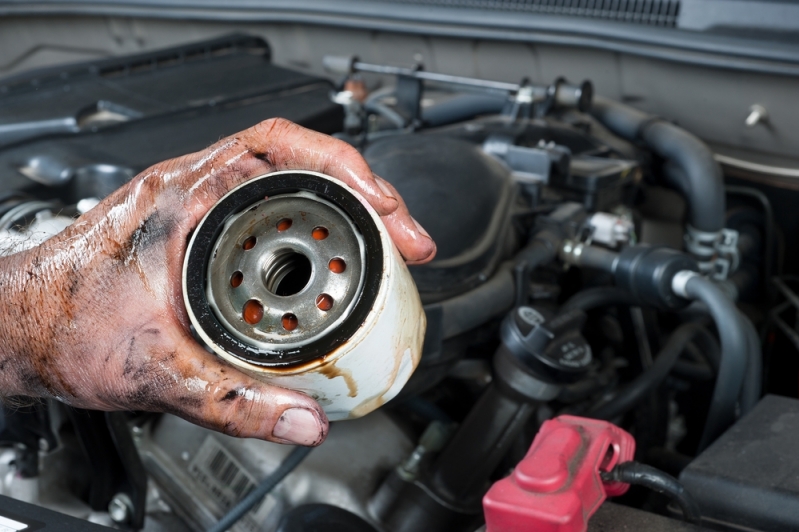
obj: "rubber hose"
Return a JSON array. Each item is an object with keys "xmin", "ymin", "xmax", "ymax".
[
  {"xmin": 557, "ymin": 365, "xmax": 615, "ymax": 402},
  {"xmin": 439, "ymin": 265, "xmax": 515, "ymax": 340},
  {"xmin": 726, "ymin": 185, "xmax": 777, "ymax": 288},
  {"xmin": 590, "ymin": 97, "xmax": 650, "ymax": 139},
  {"xmin": 560, "ymin": 287, "xmax": 638, "ymax": 313},
  {"xmin": 208, "ymin": 446, "xmax": 312, "ymax": 532},
  {"xmin": 686, "ymin": 325, "xmax": 721, "ymax": 373},
  {"xmin": 440, "ymin": 232, "xmax": 559, "ymax": 339},
  {"xmin": 561, "ymin": 286, "xmax": 721, "ymax": 369},
  {"xmin": 738, "ymin": 310, "xmax": 762, "ymax": 415},
  {"xmin": 588, "ymin": 322, "xmax": 706, "ymax": 420},
  {"xmin": 602, "ymin": 461, "xmax": 702, "ymax": 525},
  {"xmin": 422, "ymin": 94, "xmax": 507, "ymax": 127},
  {"xmin": 671, "ymin": 330, "xmax": 720, "ymax": 381},
  {"xmin": 683, "ymin": 276, "xmax": 749, "ymax": 450},
  {"xmin": 591, "ymin": 97, "xmax": 725, "ymax": 233}
]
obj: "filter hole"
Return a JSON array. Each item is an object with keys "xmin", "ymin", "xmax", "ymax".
[
  {"xmin": 282, "ymin": 313, "xmax": 299, "ymax": 331},
  {"xmin": 242, "ymin": 300, "xmax": 264, "ymax": 325},
  {"xmin": 264, "ymin": 249, "xmax": 312, "ymax": 296},
  {"xmin": 242, "ymin": 236, "xmax": 256, "ymax": 250},
  {"xmin": 329, "ymin": 257, "xmax": 346, "ymax": 274},
  {"xmin": 316, "ymin": 293, "xmax": 334, "ymax": 311},
  {"xmin": 312, "ymin": 226, "xmax": 329, "ymax": 240},
  {"xmin": 276, "ymin": 218, "xmax": 293, "ymax": 232},
  {"xmin": 230, "ymin": 271, "xmax": 243, "ymax": 288}
]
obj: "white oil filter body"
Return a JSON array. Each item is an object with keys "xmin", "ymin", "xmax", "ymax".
[{"xmin": 183, "ymin": 171, "xmax": 425, "ymax": 420}]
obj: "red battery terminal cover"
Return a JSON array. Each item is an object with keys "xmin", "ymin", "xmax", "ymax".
[{"xmin": 483, "ymin": 415, "xmax": 636, "ymax": 532}]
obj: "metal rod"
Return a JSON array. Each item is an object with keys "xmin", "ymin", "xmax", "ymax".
[{"xmin": 351, "ymin": 60, "xmax": 523, "ymax": 93}]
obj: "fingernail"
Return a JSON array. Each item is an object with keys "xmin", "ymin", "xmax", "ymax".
[
  {"xmin": 374, "ymin": 176, "xmax": 397, "ymax": 201},
  {"xmin": 273, "ymin": 408, "xmax": 324, "ymax": 446},
  {"xmin": 412, "ymin": 217, "xmax": 432, "ymax": 240}
]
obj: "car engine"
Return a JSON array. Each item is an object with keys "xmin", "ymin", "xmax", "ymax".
[{"xmin": 0, "ymin": 20, "xmax": 798, "ymax": 532}]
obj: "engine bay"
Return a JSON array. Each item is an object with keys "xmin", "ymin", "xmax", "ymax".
[{"xmin": 0, "ymin": 30, "xmax": 798, "ymax": 531}]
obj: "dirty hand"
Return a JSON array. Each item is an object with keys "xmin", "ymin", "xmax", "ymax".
[{"xmin": 0, "ymin": 118, "xmax": 436, "ymax": 446}]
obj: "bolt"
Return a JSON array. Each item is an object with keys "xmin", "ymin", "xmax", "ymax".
[
  {"xmin": 108, "ymin": 493, "xmax": 133, "ymax": 524},
  {"xmin": 745, "ymin": 104, "xmax": 768, "ymax": 127}
]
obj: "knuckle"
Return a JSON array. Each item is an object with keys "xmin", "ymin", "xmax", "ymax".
[
  {"xmin": 254, "ymin": 117, "xmax": 293, "ymax": 138},
  {"xmin": 336, "ymin": 140, "xmax": 361, "ymax": 160},
  {"xmin": 219, "ymin": 404, "xmax": 243, "ymax": 437},
  {"xmin": 215, "ymin": 388, "xmax": 263, "ymax": 438}
]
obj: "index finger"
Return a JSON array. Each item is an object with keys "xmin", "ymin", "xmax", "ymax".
[{"xmin": 158, "ymin": 118, "xmax": 436, "ymax": 264}]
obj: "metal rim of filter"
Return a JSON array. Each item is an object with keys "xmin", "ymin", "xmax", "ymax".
[
  {"xmin": 208, "ymin": 191, "xmax": 365, "ymax": 349},
  {"xmin": 184, "ymin": 172, "xmax": 384, "ymax": 367}
]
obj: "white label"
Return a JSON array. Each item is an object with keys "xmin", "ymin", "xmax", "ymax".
[
  {"xmin": 0, "ymin": 515, "xmax": 27, "ymax": 532},
  {"xmin": 188, "ymin": 437, "xmax": 276, "ymax": 532}
]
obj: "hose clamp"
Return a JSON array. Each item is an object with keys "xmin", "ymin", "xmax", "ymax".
[
  {"xmin": 671, "ymin": 270, "xmax": 700, "ymax": 299},
  {"xmin": 685, "ymin": 225, "xmax": 739, "ymax": 280}
]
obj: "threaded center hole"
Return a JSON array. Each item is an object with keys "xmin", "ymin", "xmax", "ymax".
[{"xmin": 264, "ymin": 249, "xmax": 312, "ymax": 296}]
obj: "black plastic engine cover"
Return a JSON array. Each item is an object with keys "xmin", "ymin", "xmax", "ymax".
[
  {"xmin": 680, "ymin": 395, "xmax": 799, "ymax": 531},
  {"xmin": 364, "ymin": 134, "xmax": 515, "ymax": 303},
  {"xmin": 0, "ymin": 35, "xmax": 343, "ymax": 202}
]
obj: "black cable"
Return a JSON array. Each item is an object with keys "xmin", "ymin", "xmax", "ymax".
[
  {"xmin": 588, "ymin": 323, "xmax": 706, "ymax": 420},
  {"xmin": 208, "ymin": 446, "xmax": 313, "ymax": 532},
  {"xmin": 672, "ymin": 360, "xmax": 714, "ymax": 381},
  {"xmin": 601, "ymin": 461, "xmax": 701, "ymax": 525}
]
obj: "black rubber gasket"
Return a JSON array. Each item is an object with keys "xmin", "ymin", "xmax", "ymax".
[{"xmin": 185, "ymin": 172, "xmax": 383, "ymax": 367}]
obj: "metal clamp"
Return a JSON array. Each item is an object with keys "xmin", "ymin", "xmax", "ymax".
[{"xmin": 685, "ymin": 226, "xmax": 740, "ymax": 280}]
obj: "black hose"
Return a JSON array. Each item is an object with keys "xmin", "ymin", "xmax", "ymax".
[
  {"xmin": 439, "ymin": 265, "xmax": 515, "ymax": 340},
  {"xmin": 726, "ymin": 185, "xmax": 776, "ymax": 287},
  {"xmin": 686, "ymin": 324, "xmax": 721, "ymax": 373},
  {"xmin": 601, "ymin": 461, "xmax": 702, "ymax": 525},
  {"xmin": 588, "ymin": 323, "xmax": 706, "ymax": 420},
  {"xmin": 738, "ymin": 310, "xmax": 762, "ymax": 415},
  {"xmin": 208, "ymin": 446, "xmax": 312, "ymax": 532},
  {"xmin": 673, "ymin": 331, "xmax": 720, "ymax": 381},
  {"xmin": 558, "ymin": 348, "xmax": 616, "ymax": 403},
  {"xmin": 515, "ymin": 229, "xmax": 561, "ymax": 269},
  {"xmin": 557, "ymin": 365, "xmax": 615, "ymax": 402},
  {"xmin": 682, "ymin": 276, "xmax": 749, "ymax": 450},
  {"xmin": 591, "ymin": 97, "xmax": 725, "ymax": 233},
  {"xmin": 439, "ymin": 230, "xmax": 560, "ymax": 339},
  {"xmin": 560, "ymin": 287, "xmax": 638, "ymax": 313}
]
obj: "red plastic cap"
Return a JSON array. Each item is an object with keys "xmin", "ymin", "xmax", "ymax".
[{"xmin": 483, "ymin": 415, "xmax": 635, "ymax": 532}]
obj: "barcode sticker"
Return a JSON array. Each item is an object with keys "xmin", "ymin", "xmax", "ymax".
[
  {"xmin": 188, "ymin": 437, "xmax": 277, "ymax": 532},
  {"xmin": 0, "ymin": 515, "xmax": 26, "ymax": 532}
]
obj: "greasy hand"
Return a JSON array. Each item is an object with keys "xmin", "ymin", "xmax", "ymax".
[{"xmin": 0, "ymin": 118, "xmax": 436, "ymax": 446}]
